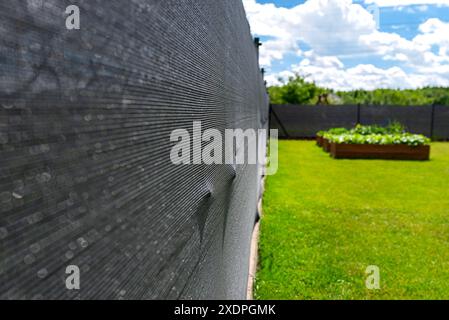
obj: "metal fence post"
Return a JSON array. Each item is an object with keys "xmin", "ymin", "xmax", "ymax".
[
  {"xmin": 268, "ymin": 104, "xmax": 272, "ymax": 139},
  {"xmin": 357, "ymin": 104, "xmax": 361, "ymax": 125},
  {"xmin": 254, "ymin": 37, "xmax": 262, "ymax": 61},
  {"xmin": 430, "ymin": 104, "xmax": 436, "ymax": 139}
]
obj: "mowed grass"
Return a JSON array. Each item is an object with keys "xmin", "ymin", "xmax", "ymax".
[{"xmin": 256, "ymin": 141, "xmax": 449, "ymax": 300}]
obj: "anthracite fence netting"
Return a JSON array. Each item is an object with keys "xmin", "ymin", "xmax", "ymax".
[
  {"xmin": 0, "ymin": 0, "xmax": 269, "ymax": 299},
  {"xmin": 271, "ymin": 104, "xmax": 449, "ymax": 139}
]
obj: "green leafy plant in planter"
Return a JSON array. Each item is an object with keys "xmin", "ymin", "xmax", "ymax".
[
  {"xmin": 317, "ymin": 128, "xmax": 349, "ymax": 138},
  {"xmin": 327, "ymin": 133, "xmax": 431, "ymax": 147},
  {"xmin": 317, "ymin": 123, "xmax": 431, "ymax": 160},
  {"xmin": 351, "ymin": 122, "xmax": 406, "ymax": 135},
  {"xmin": 385, "ymin": 121, "xmax": 406, "ymax": 134},
  {"xmin": 317, "ymin": 123, "xmax": 430, "ymax": 147},
  {"xmin": 352, "ymin": 124, "xmax": 387, "ymax": 135}
]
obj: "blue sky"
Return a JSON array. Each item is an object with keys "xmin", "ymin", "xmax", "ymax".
[{"xmin": 243, "ymin": 0, "xmax": 449, "ymax": 90}]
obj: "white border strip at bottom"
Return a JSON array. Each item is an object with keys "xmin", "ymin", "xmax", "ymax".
[{"xmin": 247, "ymin": 173, "xmax": 266, "ymax": 300}]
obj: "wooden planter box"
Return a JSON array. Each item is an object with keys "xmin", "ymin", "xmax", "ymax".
[
  {"xmin": 330, "ymin": 143, "xmax": 430, "ymax": 160},
  {"xmin": 316, "ymin": 136, "xmax": 323, "ymax": 147},
  {"xmin": 322, "ymin": 138, "xmax": 331, "ymax": 153}
]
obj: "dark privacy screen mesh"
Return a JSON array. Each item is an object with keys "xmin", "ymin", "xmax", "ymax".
[
  {"xmin": 434, "ymin": 106, "xmax": 449, "ymax": 140},
  {"xmin": 271, "ymin": 104, "xmax": 449, "ymax": 139},
  {"xmin": 271, "ymin": 105, "xmax": 358, "ymax": 138},
  {"xmin": 0, "ymin": 0, "xmax": 269, "ymax": 299},
  {"xmin": 360, "ymin": 105, "xmax": 433, "ymax": 137}
]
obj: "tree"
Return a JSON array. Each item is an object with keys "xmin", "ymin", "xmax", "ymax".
[
  {"xmin": 268, "ymin": 76, "xmax": 449, "ymax": 106},
  {"xmin": 268, "ymin": 75, "xmax": 327, "ymax": 105}
]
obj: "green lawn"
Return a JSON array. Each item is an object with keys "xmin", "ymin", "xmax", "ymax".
[{"xmin": 256, "ymin": 141, "xmax": 449, "ymax": 300}]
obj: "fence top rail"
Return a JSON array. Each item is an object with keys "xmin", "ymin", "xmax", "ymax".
[{"xmin": 271, "ymin": 104, "xmax": 448, "ymax": 108}]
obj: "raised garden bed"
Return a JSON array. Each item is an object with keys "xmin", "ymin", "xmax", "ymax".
[
  {"xmin": 317, "ymin": 124, "xmax": 431, "ymax": 161},
  {"xmin": 322, "ymin": 138, "xmax": 330, "ymax": 152},
  {"xmin": 317, "ymin": 136, "xmax": 330, "ymax": 152},
  {"xmin": 330, "ymin": 143, "xmax": 430, "ymax": 160}
]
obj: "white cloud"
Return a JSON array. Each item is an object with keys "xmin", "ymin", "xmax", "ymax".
[
  {"xmin": 365, "ymin": 0, "xmax": 449, "ymax": 7},
  {"xmin": 415, "ymin": 18, "xmax": 449, "ymax": 52},
  {"xmin": 267, "ymin": 62, "xmax": 449, "ymax": 91},
  {"xmin": 300, "ymin": 51, "xmax": 345, "ymax": 69},
  {"xmin": 244, "ymin": 0, "xmax": 449, "ymax": 90},
  {"xmin": 417, "ymin": 5, "xmax": 429, "ymax": 11},
  {"xmin": 265, "ymin": 70, "xmax": 295, "ymax": 87},
  {"xmin": 244, "ymin": 0, "xmax": 377, "ymax": 65}
]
